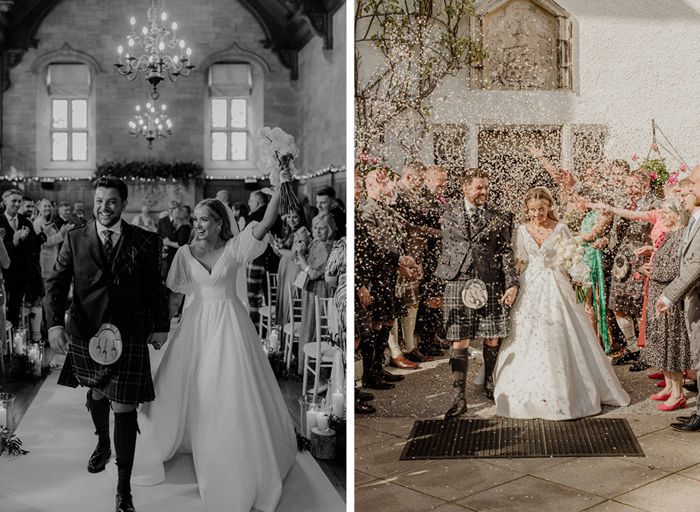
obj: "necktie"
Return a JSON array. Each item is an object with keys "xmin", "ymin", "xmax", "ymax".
[
  {"xmin": 103, "ymin": 230, "xmax": 113, "ymax": 260},
  {"xmin": 10, "ymin": 216, "xmax": 17, "ymax": 231},
  {"xmin": 685, "ymin": 217, "xmax": 696, "ymax": 245}
]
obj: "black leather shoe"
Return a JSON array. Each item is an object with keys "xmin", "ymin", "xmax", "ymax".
[
  {"xmin": 115, "ymin": 492, "xmax": 136, "ymax": 512},
  {"xmin": 382, "ymin": 370, "xmax": 405, "ymax": 382},
  {"xmin": 87, "ymin": 443, "xmax": 111, "ymax": 474},
  {"xmin": 629, "ymin": 359, "xmax": 650, "ymax": 372},
  {"xmin": 355, "ymin": 401, "xmax": 376, "ymax": 414},
  {"xmin": 611, "ymin": 350, "xmax": 635, "ymax": 365},
  {"xmin": 444, "ymin": 397, "xmax": 468, "ymax": 419},
  {"xmin": 362, "ymin": 378, "xmax": 394, "ymax": 390},
  {"xmin": 676, "ymin": 415, "xmax": 692, "ymax": 423},
  {"xmin": 355, "ymin": 388, "xmax": 374, "ymax": 402},
  {"xmin": 671, "ymin": 413, "xmax": 700, "ymax": 432}
]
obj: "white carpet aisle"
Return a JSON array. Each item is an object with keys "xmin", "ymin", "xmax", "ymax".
[{"xmin": 0, "ymin": 352, "xmax": 345, "ymax": 512}]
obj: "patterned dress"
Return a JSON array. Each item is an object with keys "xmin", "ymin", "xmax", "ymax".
[{"xmin": 643, "ymin": 228, "xmax": 694, "ymax": 372}]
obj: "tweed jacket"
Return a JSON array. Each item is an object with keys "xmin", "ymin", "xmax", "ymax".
[
  {"xmin": 435, "ymin": 200, "xmax": 519, "ymax": 289},
  {"xmin": 45, "ymin": 220, "xmax": 170, "ymax": 341},
  {"xmin": 359, "ymin": 197, "xmax": 405, "ymax": 269}
]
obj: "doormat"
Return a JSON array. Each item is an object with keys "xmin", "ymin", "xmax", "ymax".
[{"xmin": 400, "ymin": 418, "xmax": 644, "ymax": 460}]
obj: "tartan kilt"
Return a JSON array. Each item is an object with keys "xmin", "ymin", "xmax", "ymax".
[
  {"xmin": 355, "ymin": 299, "xmax": 372, "ymax": 338},
  {"xmin": 609, "ymin": 252, "xmax": 647, "ymax": 315},
  {"xmin": 370, "ymin": 268, "xmax": 403, "ymax": 323},
  {"xmin": 58, "ymin": 335, "xmax": 155, "ymax": 405},
  {"xmin": 398, "ymin": 276, "xmax": 421, "ymax": 306},
  {"xmin": 443, "ymin": 267, "xmax": 510, "ymax": 341}
]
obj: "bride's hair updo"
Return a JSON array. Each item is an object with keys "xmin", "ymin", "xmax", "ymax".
[
  {"xmin": 522, "ymin": 187, "xmax": 560, "ymax": 223},
  {"xmin": 196, "ymin": 198, "xmax": 234, "ymax": 241}
]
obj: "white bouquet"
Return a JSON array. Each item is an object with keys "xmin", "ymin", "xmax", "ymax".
[
  {"xmin": 258, "ymin": 126, "xmax": 300, "ymax": 214},
  {"xmin": 553, "ymin": 235, "xmax": 592, "ymax": 286}
]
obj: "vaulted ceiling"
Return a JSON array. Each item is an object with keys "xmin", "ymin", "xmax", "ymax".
[{"xmin": 0, "ymin": 0, "xmax": 343, "ymax": 88}]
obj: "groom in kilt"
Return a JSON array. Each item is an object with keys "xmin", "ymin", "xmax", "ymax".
[
  {"xmin": 45, "ymin": 176, "xmax": 170, "ymax": 512},
  {"xmin": 436, "ymin": 169, "xmax": 519, "ymax": 418}
]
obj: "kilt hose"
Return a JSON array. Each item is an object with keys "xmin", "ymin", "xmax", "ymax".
[{"xmin": 443, "ymin": 267, "xmax": 510, "ymax": 342}]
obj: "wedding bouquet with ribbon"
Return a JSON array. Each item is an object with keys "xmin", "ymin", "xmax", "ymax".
[
  {"xmin": 553, "ymin": 235, "xmax": 592, "ymax": 303},
  {"xmin": 258, "ymin": 126, "xmax": 300, "ymax": 215}
]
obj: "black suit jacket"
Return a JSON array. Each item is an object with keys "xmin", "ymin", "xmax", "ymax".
[
  {"xmin": 45, "ymin": 220, "xmax": 170, "ymax": 341},
  {"xmin": 435, "ymin": 201, "xmax": 519, "ymax": 289},
  {"xmin": 0, "ymin": 213, "xmax": 41, "ymax": 286}
]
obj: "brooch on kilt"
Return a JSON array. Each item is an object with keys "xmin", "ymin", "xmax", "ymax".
[
  {"xmin": 89, "ymin": 323, "xmax": 123, "ymax": 365},
  {"xmin": 462, "ymin": 279, "xmax": 488, "ymax": 309}
]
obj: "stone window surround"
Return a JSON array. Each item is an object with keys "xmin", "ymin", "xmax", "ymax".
[
  {"xmin": 200, "ymin": 43, "xmax": 271, "ymax": 179},
  {"xmin": 31, "ymin": 43, "xmax": 102, "ymax": 178}
]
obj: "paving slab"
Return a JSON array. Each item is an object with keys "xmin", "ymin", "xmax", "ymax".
[
  {"xmin": 606, "ymin": 414, "xmax": 680, "ymax": 437},
  {"xmin": 625, "ymin": 432, "xmax": 700, "ymax": 472},
  {"xmin": 389, "ymin": 459, "xmax": 523, "ymax": 501},
  {"xmin": 355, "ymin": 470, "xmax": 376, "ymax": 486},
  {"xmin": 614, "ymin": 474, "xmax": 700, "ymax": 512},
  {"xmin": 584, "ymin": 501, "xmax": 655, "ymax": 512},
  {"xmin": 355, "ymin": 479, "xmax": 446, "ymax": 512},
  {"xmin": 532, "ymin": 457, "xmax": 669, "ymax": 498},
  {"xmin": 356, "ymin": 417, "xmax": 416, "ymax": 437},
  {"xmin": 476, "ymin": 455, "xmax": 575, "ymax": 475},
  {"xmin": 677, "ymin": 462, "xmax": 700, "ymax": 480},
  {"xmin": 355, "ymin": 425, "xmax": 398, "ymax": 449},
  {"xmin": 355, "ymin": 438, "xmax": 434, "ymax": 478},
  {"xmin": 455, "ymin": 475, "xmax": 607, "ymax": 512},
  {"xmin": 428, "ymin": 504, "xmax": 478, "ymax": 512}
]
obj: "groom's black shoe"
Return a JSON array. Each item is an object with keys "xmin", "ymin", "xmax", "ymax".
[
  {"xmin": 445, "ymin": 397, "xmax": 468, "ymax": 419},
  {"xmin": 671, "ymin": 413, "xmax": 700, "ymax": 432},
  {"xmin": 381, "ymin": 370, "xmax": 405, "ymax": 382},
  {"xmin": 115, "ymin": 492, "xmax": 136, "ymax": 512},
  {"xmin": 87, "ymin": 442, "xmax": 111, "ymax": 474}
]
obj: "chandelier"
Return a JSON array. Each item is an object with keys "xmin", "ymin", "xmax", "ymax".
[
  {"xmin": 115, "ymin": 0, "xmax": 194, "ymax": 100},
  {"xmin": 129, "ymin": 102, "xmax": 172, "ymax": 149}
]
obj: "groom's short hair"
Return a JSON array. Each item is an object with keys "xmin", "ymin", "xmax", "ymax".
[
  {"xmin": 462, "ymin": 168, "xmax": 491, "ymax": 187},
  {"xmin": 93, "ymin": 176, "xmax": 128, "ymax": 201}
]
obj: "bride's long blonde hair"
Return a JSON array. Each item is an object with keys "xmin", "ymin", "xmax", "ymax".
[{"xmin": 522, "ymin": 187, "xmax": 560, "ymax": 223}]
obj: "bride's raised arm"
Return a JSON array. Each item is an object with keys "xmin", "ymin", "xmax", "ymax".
[{"xmin": 252, "ymin": 170, "xmax": 291, "ymax": 240}]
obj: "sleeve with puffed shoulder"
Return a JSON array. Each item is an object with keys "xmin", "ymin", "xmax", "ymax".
[
  {"xmin": 512, "ymin": 225, "xmax": 528, "ymax": 265},
  {"xmin": 166, "ymin": 246, "xmax": 194, "ymax": 296},
  {"xmin": 231, "ymin": 221, "xmax": 269, "ymax": 265}
]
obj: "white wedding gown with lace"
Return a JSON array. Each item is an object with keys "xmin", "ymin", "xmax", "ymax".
[
  {"xmin": 130, "ymin": 222, "xmax": 297, "ymax": 511},
  {"xmin": 493, "ymin": 223, "xmax": 630, "ymax": 420}
]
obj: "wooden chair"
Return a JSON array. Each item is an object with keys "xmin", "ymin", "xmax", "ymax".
[
  {"xmin": 302, "ymin": 297, "xmax": 336, "ymax": 401},
  {"xmin": 282, "ymin": 282, "xmax": 303, "ymax": 372},
  {"xmin": 258, "ymin": 272, "xmax": 278, "ymax": 340}
]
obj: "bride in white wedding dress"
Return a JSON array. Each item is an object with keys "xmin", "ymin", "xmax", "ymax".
[
  {"xmin": 493, "ymin": 187, "xmax": 630, "ymax": 421},
  {"xmin": 123, "ymin": 186, "xmax": 296, "ymax": 511}
]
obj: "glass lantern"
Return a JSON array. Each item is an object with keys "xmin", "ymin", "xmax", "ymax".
[
  {"xmin": 12, "ymin": 327, "xmax": 27, "ymax": 355},
  {"xmin": 26, "ymin": 340, "xmax": 45, "ymax": 376},
  {"xmin": 298, "ymin": 394, "xmax": 326, "ymax": 439},
  {"xmin": 0, "ymin": 393, "xmax": 15, "ymax": 431}
]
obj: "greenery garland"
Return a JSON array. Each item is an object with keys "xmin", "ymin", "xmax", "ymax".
[
  {"xmin": 0, "ymin": 428, "xmax": 28, "ymax": 456},
  {"xmin": 95, "ymin": 160, "xmax": 204, "ymax": 185}
]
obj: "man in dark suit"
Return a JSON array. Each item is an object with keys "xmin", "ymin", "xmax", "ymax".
[
  {"xmin": 436, "ymin": 169, "xmax": 519, "ymax": 417},
  {"xmin": 45, "ymin": 176, "xmax": 170, "ymax": 512},
  {"xmin": 1, "ymin": 189, "xmax": 42, "ymax": 327},
  {"xmin": 54, "ymin": 200, "xmax": 71, "ymax": 231},
  {"xmin": 69, "ymin": 200, "xmax": 89, "ymax": 226}
]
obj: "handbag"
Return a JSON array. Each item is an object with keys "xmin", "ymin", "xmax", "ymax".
[{"xmin": 293, "ymin": 270, "xmax": 310, "ymax": 290}]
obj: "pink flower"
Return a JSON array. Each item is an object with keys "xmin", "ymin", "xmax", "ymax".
[
  {"xmin": 651, "ymin": 143, "xmax": 658, "ymax": 150},
  {"xmin": 650, "ymin": 172, "xmax": 657, "ymax": 180},
  {"xmin": 358, "ymin": 153, "xmax": 368, "ymax": 161},
  {"xmin": 631, "ymin": 154, "xmax": 638, "ymax": 160},
  {"xmin": 370, "ymin": 158, "xmax": 379, "ymax": 164}
]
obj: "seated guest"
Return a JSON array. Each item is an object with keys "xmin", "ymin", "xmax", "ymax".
[
  {"xmin": 296, "ymin": 214, "xmax": 337, "ymax": 374},
  {"xmin": 132, "ymin": 205, "xmax": 157, "ymax": 232}
]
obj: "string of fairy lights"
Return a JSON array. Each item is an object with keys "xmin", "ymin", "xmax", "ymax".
[{"xmin": 0, "ymin": 165, "xmax": 346, "ymax": 185}]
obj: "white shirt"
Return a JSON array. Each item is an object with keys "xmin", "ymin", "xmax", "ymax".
[
  {"xmin": 4, "ymin": 211, "xmax": 18, "ymax": 231},
  {"xmin": 464, "ymin": 198, "xmax": 483, "ymax": 216},
  {"xmin": 96, "ymin": 219, "xmax": 122, "ymax": 248},
  {"xmin": 661, "ymin": 208, "xmax": 700, "ymax": 308}
]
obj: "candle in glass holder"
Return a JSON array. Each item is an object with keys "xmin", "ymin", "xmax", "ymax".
[
  {"xmin": 332, "ymin": 392, "xmax": 345, "ymax": 419},
  {"xmin": 0, "ymin": 405, "xmax": 5, "ymax": 429},
  {"xmin": 305, "ymin": 409, "xmax": 318, "ymax": 438},
  {"xmin": 13, "ymin": 332, "xmax": 25, "ymax": 354},
  {"xmin": 268, "ymin": 331, "xmax": 279, "ymax": 352},
  {"xmin": 316, "ymin": 411, "xmax": 329, "ymax": 431}
]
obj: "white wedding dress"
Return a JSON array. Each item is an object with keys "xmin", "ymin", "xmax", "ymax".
[
  {"xmin": 130, "ymin": 222, "xmax": 297, "ymax": 511},
  {"xmin": 493, "ymin": 223, "xmax": 630, "ymax": 421}
]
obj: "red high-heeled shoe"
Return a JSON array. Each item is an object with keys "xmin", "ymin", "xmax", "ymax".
[
  {"xmin": 648, "ymin": 372, "xmax": 664, "ymax": 379},
  {"xmin": 657, "ymin": 395, "xmax": 687, "ymax": 411},
  {"xmin": 650, "ymin": 392, "xmax": 672, "ymax": 401},
  {"xmin": 657, "ymin": 380, "xmax": 666, "ymax": 387}
]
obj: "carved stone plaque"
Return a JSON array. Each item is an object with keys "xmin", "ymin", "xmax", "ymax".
[{"xmin": 484, "ymin": 0, "xmax": 558, "ymax": 90}]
